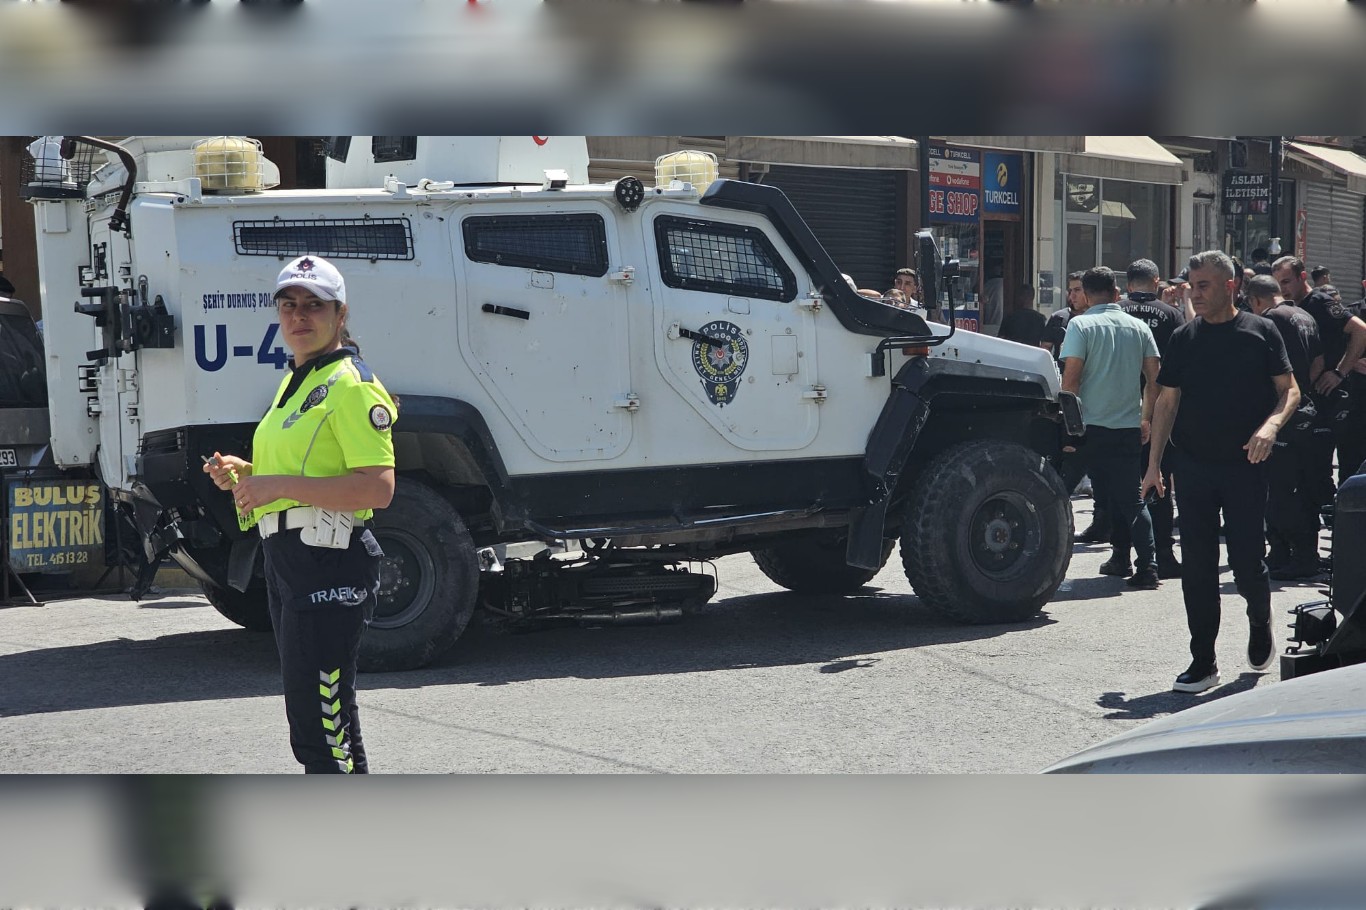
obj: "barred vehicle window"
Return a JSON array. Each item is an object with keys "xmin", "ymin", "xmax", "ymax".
[
  {"xmin": 462, "ymin": 214, "xmax": 609, "ymax": 277},
  {"xmin": 372, "ymin": 136, "xmax": 417, "ymax": 163},
  {"xmin": 234, "ymin": 218, "xmax": 414, "ymax": 260},
  {"xmin": 654, "ymin": 216, "xmax": 797, "ymax": 302}
]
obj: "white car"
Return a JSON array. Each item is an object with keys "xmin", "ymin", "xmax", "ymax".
[{"xmin": 1043, "ymin": 660, "xmax": 1366, "ymax": 773}]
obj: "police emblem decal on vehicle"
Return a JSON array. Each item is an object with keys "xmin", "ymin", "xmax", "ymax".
[
  {"xmin": 369, "ymin": 404, "xmax": 393, "ymax": 430},
  {"xmin": 690, "ymin": 320, "xmax": 748, "ymax": 407},
  {"xmin": 300, "ymin": 384, "xmax": 328, "ymax": 413}
]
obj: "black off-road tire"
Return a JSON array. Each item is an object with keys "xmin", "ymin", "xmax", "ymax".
[
  {"xmin": 752, "ymin": 534, "xmax": 895, "ymax": 595},
  {"xmin": 901, "ymin": 439, "xmax": 1071, "ymax": 624},
  {"xmin": 200, "ymin": 580, "xmax": 272, "ymax": 632},
  {"xmin": 361, "ymin": 477, "xmax": 480, "ymax": 672}
]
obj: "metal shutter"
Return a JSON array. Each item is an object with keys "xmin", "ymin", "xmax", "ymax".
[
  {"xmin": 760, "ymin": 165, "xmax": 901, "ymax": 293},
  {"xmin": 1303, "ymin": 181, "xmax": 1364, "ymax": 295}
]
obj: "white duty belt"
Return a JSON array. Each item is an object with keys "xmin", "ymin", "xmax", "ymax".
[{"xmin": 258, "ymin": 506, "xmax": 357, "ymax": 549}]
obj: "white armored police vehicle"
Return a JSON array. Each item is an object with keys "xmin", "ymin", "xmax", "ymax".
[{"xmin": 26, "ymin": 135, "xmax": 1081, "ymax": 670}]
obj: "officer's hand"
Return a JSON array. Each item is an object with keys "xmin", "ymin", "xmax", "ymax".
[
  {"xmin": 232, "ymin": 474, "xmax": 288, "ymax": 517},
  {"xmin": 1244, "ymin": 425, "xmax": 1278, "ymax": 464},
  {"xmin": 202, "ymin": 451, "xmax": 250, "ymax": 490},
  {"xmin": 1141, "ymin": 465, "xmax": 1165, "ymax": 500},
  {"xmin": 1140, "ymin": 418, "xmax": 1151, "ymax": 445},
  {"xmin": 1314, "ymin": 370, "xmax": 1343, "ymax": 395}
]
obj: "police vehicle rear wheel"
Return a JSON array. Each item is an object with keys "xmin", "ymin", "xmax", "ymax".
[
  {"xmin": 200, "ymin": 581, "xmax": 272, "ymax": 632},
  {"xmin": 900, "ymin": 439, "xmax": 1071, "ymax": 624},
  {"xmin": 752, "ymin": 533, "xmax": 894, "ymax": 594},
  {"xmin": 361, "ymin": 477, "xmax": 479, "ymax": 672}
]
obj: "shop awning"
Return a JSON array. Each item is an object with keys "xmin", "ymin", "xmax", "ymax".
[
  {"xmin": 1058, "ymin": 137, "xmax": 1186, "ymax": 186},
  {"xmin": 725, "ymin": 136, "xmax": 918, "ymax": 170},
  {"xmin": 1287, "ymin": 141, "xmax": 1366, "ymax": 196}
]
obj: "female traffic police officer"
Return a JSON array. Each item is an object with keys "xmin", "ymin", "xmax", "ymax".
[{"xmin": 203, "ymin": 254, "xmax": 397, "ymax": 773}]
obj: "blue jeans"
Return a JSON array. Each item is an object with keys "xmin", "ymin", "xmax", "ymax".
[{"xmin": 1083, "ymin": 426, "xmax": 1155, "ymax": 570}]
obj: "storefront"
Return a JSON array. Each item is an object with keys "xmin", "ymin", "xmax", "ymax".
[
  {"xmin": 1051, "ymin": 138, "xmax": 1183, "ymax": 292},
  {"xmin": 1285, "ymin": 141, "xmax": 1366, "ymax": 295},
  {"xmin": 926, "ymin": 142, "xmax": 1028, "ymax": 335}
]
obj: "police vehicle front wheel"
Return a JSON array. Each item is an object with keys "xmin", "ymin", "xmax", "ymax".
[
  {"xmin": 360, "ymin": 477, "xmax": 480, "ymax": 672},
  {"xmin": 900, "ymin": 439, "xmax": 1071, "ymax": 624},
  {"xmin": 200, "ymin": 580, "xmax": 272, "ymax": 632}
]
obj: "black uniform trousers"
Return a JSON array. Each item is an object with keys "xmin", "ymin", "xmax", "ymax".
[
  {"xmin": 1172, "ymin": 452, "xmax": 1271, "ymax": 667},
  {"xmin": 1309, "ymin": 373, "xmax": 1366, "ymax": 494},
  {"xmin": 1111, "ymin": 442, "xmax": 1176, "ymax": 561},
  {"xmin": 264, "ymin": 524, "xmax": 382, "ymax": 774},
  {"xmin": 1083, "ymin": 426, "xmax": 1155, "ymax": 569},
  {"xmin": 1267, "ymin": 433, "xmax": 1323, "ymax": 544}
]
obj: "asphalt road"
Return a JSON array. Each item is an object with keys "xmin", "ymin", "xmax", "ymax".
[{"xmin": 0, "ymin": 498, "xmax": 1331, "ymax": 774}]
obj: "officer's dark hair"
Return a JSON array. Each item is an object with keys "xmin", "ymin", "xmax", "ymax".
[
  {"xmin": 1250, "ymin": 247, "xmax": 1269, "ymax": 263},
  {"xmin": 336, "ymin": 303, "xmax": 362, "ymax": 355},
  {"xmin": 1311, "ymin": 266, "xmax": 1332, "ymax": 283},
  {"xmin": 1271, "ymin": 255, "xmax": 1305, "ymax": 277},
  {"xmin": 1126, "ymin": 259, "xmax": 1160, "ymax": 287},
  {"xmin": 1246, "ymin": 274, "xmax": 1279, "ymax": 302},
  {"xmin": 1080, "ymin": 266, "xmax": 1117, "ymax": 297},
  {"xmin": 1066, "ymin": 270, "xmax": 1085, "ymax": 283}
]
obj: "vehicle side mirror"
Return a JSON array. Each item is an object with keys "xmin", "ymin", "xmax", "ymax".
[
  {"xmin": 915, "ymin": 230, "xmax": 959, "ymax": 304},
  {"xmin": 915, "ymin": 230, "xmax": 940, "ymax": 302}
]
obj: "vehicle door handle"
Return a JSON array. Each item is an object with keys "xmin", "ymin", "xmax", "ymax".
[
  {"xmin": 482, "ymin": 304, "xmax": 530, "ymax": 320},
  {"xmin": 671, "ymin": 324, "xmax": 729, "ymax": 348}
]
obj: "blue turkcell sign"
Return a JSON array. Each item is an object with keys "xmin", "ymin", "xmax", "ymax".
[{"xmin": 982, "ymin": 152, "xmax": 1023, "ymax": 215}]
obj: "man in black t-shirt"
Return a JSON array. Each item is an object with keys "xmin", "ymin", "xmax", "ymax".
[
  {"xmin": 998, "ymin": 284, "xmax": 1047, "ymax": 346},
  {"xmin": 1272, "ymin": 256, "xmax": 1366, "ymax": 487},
  {"xmin": 1143, "ymin": 251, "xmax": 1299, "ymax": 695},
  {"xmin": 1246, "ymin": 275, "xmax": 1326, "ymax": 579},
  {"xmin": 1121, "ymin": 258, "xmax": 1188, "ymax": 578},
  {"xmin": 1041, "ymin": 271, "xmax": 1085, "ymax": 366}
]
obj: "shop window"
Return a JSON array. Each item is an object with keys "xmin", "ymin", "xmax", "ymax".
[{"xmin": 1100, "ymin": 180, "xmax": 1170, "ymax": 273}]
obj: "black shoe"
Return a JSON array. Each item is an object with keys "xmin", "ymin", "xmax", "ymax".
[
  {"xmin": 1098, "ymin": 556, "xmax": 1133, "ymax": 577},
  {"xmin": 1269, "ymin": 559, "xmax": 1321, "ymax": 581},
  {"xmin": 1248, "ymin": 622, "xmax": 1274, "ymax": 671},
  {"xmin": 1126, "ymin": 565, "xmax": 1160, "ymax": 589},
  {"xmin": 1156, "ymin": 555, "xmax": 1182, "ymax": 579},
  {"xmin": 1173, "ymin": 661, "xmax": 1220, "ymax": 693},
  {"xmin": 1074, "ymin": 523, "xmax": 1107, "ymax": 544}
]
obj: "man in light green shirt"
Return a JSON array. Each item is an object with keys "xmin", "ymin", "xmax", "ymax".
[{"xmin": 1059, "ymin": 267, "xmax": 1162, "ymax": 588}]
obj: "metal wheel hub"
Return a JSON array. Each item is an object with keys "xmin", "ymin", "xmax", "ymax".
[
  {"xmin": 372, "ymin": 528, "xmax": 437, "ymax": 630},
  {"xmin": 969, "ymin": 493, "xmax": 1036, "ymax": 577}
]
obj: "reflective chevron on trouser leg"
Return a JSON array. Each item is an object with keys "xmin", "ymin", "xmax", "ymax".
[{"xmin": 319, "ymin": 668, "xmax": 353, "ymax": 773}]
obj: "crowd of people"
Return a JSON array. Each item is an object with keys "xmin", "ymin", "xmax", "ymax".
[{"xmin": 863, "ymin": 248, "xmax": 1364, "ymax": 694}]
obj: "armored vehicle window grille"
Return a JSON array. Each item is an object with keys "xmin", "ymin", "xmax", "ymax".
[
  {"xmin": 654, "ymin": 216, "xmax": 796, "ymax": 301},
  {"xmin": 233, "ymin": 219, "xmax": 414, "ymax": 260},
  {"xmin": 323, "ymin": 137, "xmax": 351, "ymax": 163},
  {"xmin": 462, "ymin": 214, "xmax": 609, "ymax": 277},
  {"xmin": 372, "ymin": 136, "xmax": 417, "ymax": 163}
]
